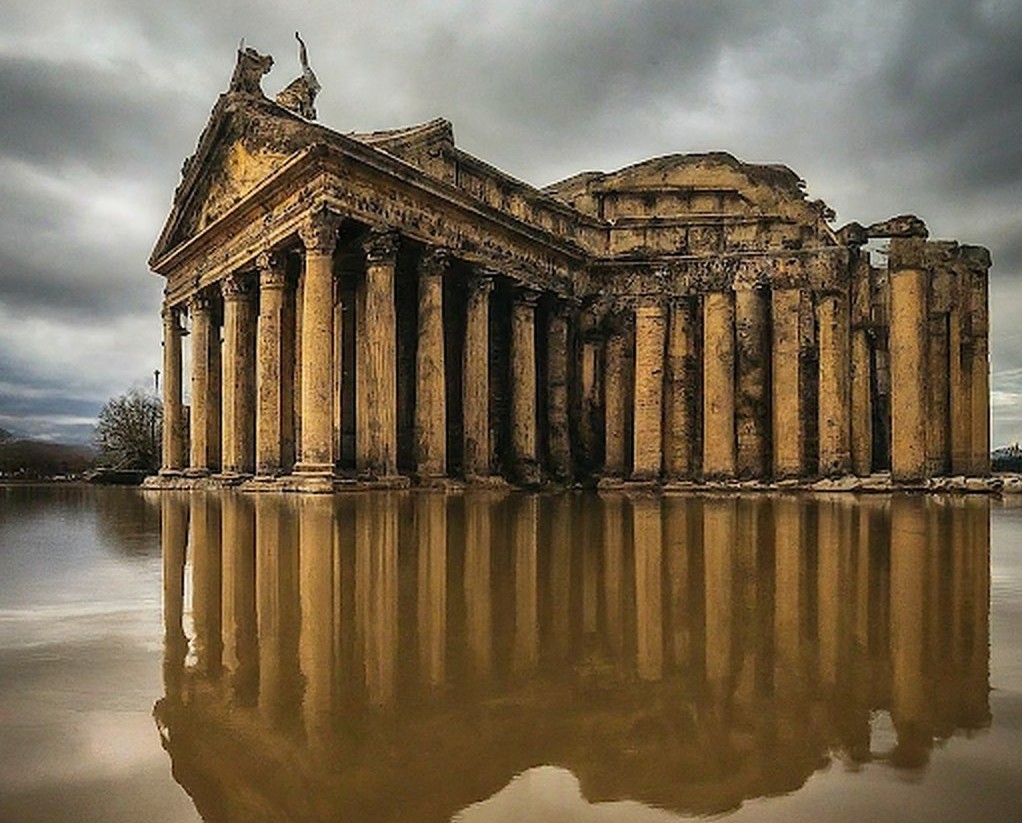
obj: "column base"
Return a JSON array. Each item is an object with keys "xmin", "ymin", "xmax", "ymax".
[
  {"xmin": 293, "ymin": 462, "xmax": 335, "ymax": 477},
  {"xmin": 183, "ymin": 467, "xmax": 210, "ymax": 478},
  {"xmin": 158, "ymin": 468, "xmax": 184, "ymax": 477},
  {"xmin": 212, "ymin": 471, "xmax": 252, "ymax": 486},
  {"xmin": 513, "ymin": 459, "xmax": 542, "ymax": 487}
]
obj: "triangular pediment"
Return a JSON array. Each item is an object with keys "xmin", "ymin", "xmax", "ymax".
[{"xmin": 150, "ymin": 95, "xmax": 323, "ymax": 266}]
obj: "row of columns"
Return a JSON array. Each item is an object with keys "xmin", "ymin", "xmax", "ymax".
[
  {"xmin": 600, "ymin": 248, "xmax": 990, "ymax": 484},
  {"xmin": 161, "ymin": 210, "xmax": 574, "ymax": 485}
]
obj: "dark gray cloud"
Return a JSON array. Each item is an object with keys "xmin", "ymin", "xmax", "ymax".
[{"xmin": 1, "ymin": 0, "xmax": 1020, "ymax": 444}]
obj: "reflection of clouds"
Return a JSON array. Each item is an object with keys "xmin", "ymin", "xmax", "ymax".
[{"xmin": 454, "ymin": 766, "xmax": 681, "ymax": 823}]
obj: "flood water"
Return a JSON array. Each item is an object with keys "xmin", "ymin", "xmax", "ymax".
[{"xmin": 1, "ymin": 487, "xmax": 1021, "ymax": 822}]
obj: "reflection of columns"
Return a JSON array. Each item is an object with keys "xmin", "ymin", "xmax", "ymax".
[
  {"xmin": 890, "ymin": 496, "xmax": 930, "ymax": 767},
  {"xmin": 188, "ymin": 292, "xmax": 214, "ymax": 475},
  {"xmin": 358, "ymin": 229, "xmax": 400, "ymax": 477},
  {"xmin": 774, "ymin": 497, "xmax": 804, "ymax": 693},
  {"xmin": 296, "ymin": 210, "xmax": 339, "ymax": 476},
  {"xmin": 663, "ymin": 497, "xmax": 692, "ymax": 669},
  {"xmin": 703, "ymin": 499, "xmax": 735, "ymax": 691},
  {"xmin": 547, "ymin": 303, "xmax": 573, "ymax": 480},
  {"xmin": 602, "ymin": 495, "xmax": 625, "ymax": 655},
  {"xmin": 632, "ymin": 303, "xmax": 666, "ymax": 481},
  {"xmin": 817, "ymin": 292, "xmax": 851, "ymax": 476},
  {"xmin": 511, "ymin": 288, "xmax": 541, "ymax": 484},
  {"xmin": 850, "ymin": 258, "xmax": 873, "ymax": 475},
  {"xmin": 464, "ymin": 493, "xmax": 493, "ymax": 680},
  {"xmin": 772, "ymin": 288, "xmax": 806, "ymax": 478},
  {"xmin": 160, "ymin": 306, "xmax": 185, "ymax": 473},
  {"xmin": 190, "ymin": 494, "xmax": 222, "ymax": 678},
  {"xmin": 632, "ymin": 497, "xmax": 664, "ymax": 680},
  {"xmin": 665, "ymin": 299, "xmax": 697, "ymax": 479},
  {"xmin": 299, "ymin": 496, "xmax": 336, "ymax": 752},
  {"xmin": 512, "ymin": 495, "xmax": 539, "ymax": 672},
  {"xmin": 255, "ymin": 495, "xmax": 300, "ymax": 729},
  {"xmin": 256, "ymin": 252, "xmax": 288, "ymax": 476},
  {"xmin": 463, "ymin": 273, "xmax": 494, "ymax": 479},
  {"xmin": 221, "ymin": 494, "xmax": 257, "ymax": 703},
  {"xmin": 221, "ymin": 272, "xmax": 257, "ymax": 475},
  {"xmin": 603, "ymin": 321, "xmax": 629, "ymax": 477},
  {"xmin": 703, "ymin": 291, "xmax": 736, "ymax": 478},
  {"xmin": 160, "ymin": 494, "xmax": 188, "ymax": 700},
  {"xmin": 816, "ymin": 500, "xmax": 840, "ymax": 690},
  {"xmin": 355, "ymin": 494, "xmax": 399, "ymax": 707},
  {"xmin": 415, "ymin": 249, "xmax": 449, "ymax": 479},
  {"xmin": 889, "ymin": 239, "xmax": 929, "ymax": 483},
  {"xmin": 416, "ymin": 493, "xmax": 447, "ymax": 687},
  {"xmin": 735, "ymin": 286, "xmax": 770, "ymax": 478},
  {"xmin": 549, "ymin": 496, "xmax": 573, "ymax": 658}
]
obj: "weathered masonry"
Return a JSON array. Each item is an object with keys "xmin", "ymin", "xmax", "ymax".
[{"xmin": 150, "ymin": 45, "xmax": 992, "ymax": 491}]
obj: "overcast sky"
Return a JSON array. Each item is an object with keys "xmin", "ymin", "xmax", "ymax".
[{"xmin": 1, "ymin": 0, "xmax": 1020, "ymax": 446}]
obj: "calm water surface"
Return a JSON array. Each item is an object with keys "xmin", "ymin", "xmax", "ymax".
[{"xmin": 1, "ymin": 486, "xmax": 1021, "ymax": 822}]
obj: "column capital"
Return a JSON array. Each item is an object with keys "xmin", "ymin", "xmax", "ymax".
[
  {"xmin": 188, "ymin": 291, "xmax": 214, "ymax": 314},
  {"xmin": 256, "ymin": 251, "xmax": 288, "ymax": 289},
  {"xmin": 161, "ymin": 303, "xmax": 182, "ymax": 325},
  {"xmin": 418, "ymin": 246, "xmax": 451, "ymax": 278},
  {"xmin": 299, "ymin": 208, "xmax": 340, "ymax": 256},
  {"xmin": 221, "ymin": 271, "xmax": 255, "ymax": 302},
  {"xmin": 635, "ymin": 300, "xmax": 666, "ymax": 317},
  {"xmin": 468, "ymin": 269, "xmax": 497, "ymax": 295},
  {"xmin": 513, "ymin": 286, "xmax": 542, "ymax": 308},
  {"xmin": 363, "ymin": 228, "xmax": 400, "ymax": 265}
]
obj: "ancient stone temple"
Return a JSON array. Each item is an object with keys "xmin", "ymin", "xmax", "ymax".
[{"xmin": 150, "ymin": 43, "xmax": 992, "ymax": 491}]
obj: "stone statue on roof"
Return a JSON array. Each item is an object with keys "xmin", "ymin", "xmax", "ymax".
[{"xmin": 275, "ymin": 32, "xmax": 321, "ymax": 120}]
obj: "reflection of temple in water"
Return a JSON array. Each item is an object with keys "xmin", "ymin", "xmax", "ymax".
[{"xmin": 155, "ymin": 492, "xmax": 990, "ymax": 821}]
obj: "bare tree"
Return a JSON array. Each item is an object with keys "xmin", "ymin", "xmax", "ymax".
[{"xmin": 94, "ymin": 389, "xmax": 163, "ymax": 472}]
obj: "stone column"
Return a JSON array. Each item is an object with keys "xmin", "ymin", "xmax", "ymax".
[
  {"xmin": 221, "ymin": 272, "xmax": 256, "ymax": 476},
  {"xmin": 702, "ymin": 291, "xmax": 736, "ymax": 479},
  {"xmin": 665, "ymin": 298, "xmax": 697, "ymax": 479},
  {"xmin": 511, "ymin": 287, "xmax": 541, "ymax": 484},
  {"xmin": 256, "ymin": 252, "xmax": 287, "ymax": 476},
  {"xmin": 187, "ymin": 292, "xmax": 214, "ymax": 476},
  {"xmin": 967, "ymin": 248, "xmax": 991, "ymax": 475},
  {"xmin": 632, "ymin": 302, "xmax": 666, "ymax": 481},
  {"xmin": 357, "ymin": 229, "xmax": 400, "ymax": 477},
  {"xmin": 889, "ymin": 239, "xmax": 929, "ymax": 483},
  {"xmin": 295, "ymin": 209, "xmax": 339, "ymax": 479},
  {"xmin": 415, "ymin": 248, "xmax": 449, "ymax": 479},
  {"xmin": 772, "ymin": 288, "xmax": 806, "ymax": 478},
  {"xmin": 547, "ymin": 302, "xmax": 572, "ymax": 480},
  {"xmin": 160, "ymin": 304, "xmax": 185, "ymax": 474},
  {"xmin": 817, "ymin": 291, "xmax": 851, "ymax": 476},
  {"xmin": 950, "ymin": 262, "xmax": 973, "ymax": 475},
  {"xmin": 926, "ymin": 254, "xmax": 954, "ymax": 477},
  {"xmin": 735, "ymin": 286, "xmax": 770, "ymax": 478},
  {"xmin": 850, "ymin": 257, "xmax": 873, "ymax": 475},
  {"xmin": 604, "ymin": 317, "xmax": 629, "ymax": 477},
  {"xmin": 463, "ymin": 272, "xmax": 494, "ymax": 479},
  {"xmin": 579, "ymin": 332, "xmax": 603, "ymax": 471}
]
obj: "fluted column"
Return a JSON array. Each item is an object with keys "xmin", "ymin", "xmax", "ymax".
[
  {"xmin": 889, "ymin": 238, "xmax": 929, "ymax": 483},
  {"xmin": 772, "ymin": 288, "xmax": 806, "ymax": 478},
  {"xmin": 511, "ymin": 287, "xmax": 540, "ymax": 484},
  {"xmin": 463, "ymin": 272, "xmax": 494, "ymax": 479},
  {"xmin": 160, "ymin": 305, "xmax": 185, "ymax": 474},
  {"xmin": 632, "ymin": 302, "xmax": 666, "ymax": 481},
  {"xmin": 579, "ymin": 332, "xmax": 603, "ymax": 471},
  {"xmin": 850, "ymin": 257, "xmax": 873, "ymax": 475},
  {"xmin": 415, "ymin": 248, "xmax": 448, "ymax": 479},
  {"xmin": 357, "ymin": 229, "xmax": 400, "ymax": 477},
  {"xmin": 295, "ymin": 210, "xmax": 339, "ymax": 478},
  {"xmin": 603, "ymin": 318, "xmax": 629, "ymax": 477},
  {"xmin": 665, "ymin": 298, "xmax": 697, "ymax": 479},
  {"xmin": 950, "ymin": 262, "xmax": 973, "ymax": 474},
  {"xmin": 256, "ymin": 252, "xmax": 288, "ymax": 476},
  {"xmin": 817, "ymin": 291, "xmax": 851, "ymax": 476},
  {"xmin": 703, "ymin": 291, "xmax": 736, "ymax": 479},
  {"xmin": 735, "ymin": 286, "xmax": 770, "ymax": 478},
  {"xmin": 221, "ymin": 272, "xmax": 256, "ymax": 476},
  {"xmin": 187, "ymin": 292, "xmax": 214, "ymax": 476},
  {"xmin": 547, "ymin": 302, "xmax": 572, "ymax": 480}
]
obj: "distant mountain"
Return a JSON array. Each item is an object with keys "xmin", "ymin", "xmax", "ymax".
[{"xmin": 0, "ymin": 435, "xmax": 96, "ymax": 479}]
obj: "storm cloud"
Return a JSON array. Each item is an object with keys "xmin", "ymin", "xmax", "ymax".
[{"xmin": 1, "ymin": 0, "xmax": 1020, "ymax": 444}]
